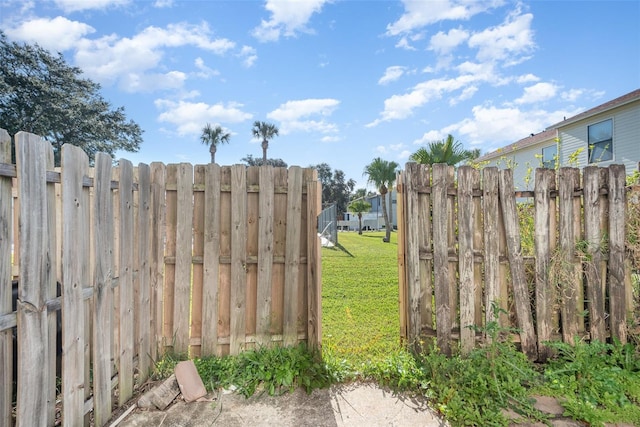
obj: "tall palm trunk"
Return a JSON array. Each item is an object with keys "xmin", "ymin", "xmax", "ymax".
[
  {"xmin": 262, "ymin": 140, "xmax": 268, "ymax": 163},
  {"xmin": 380, "ymin": 188, "xmax": 391, "ymax": 242},
  {"xmin": 358, "ymin": 213, "xmax": 363, "ymax": 235},
  {"xmin": 210, "ymin": 145, "xmax": 216, "ymax": 164}
]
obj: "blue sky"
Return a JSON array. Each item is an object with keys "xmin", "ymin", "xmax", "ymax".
[{"xmin": 1, "ymin": 0, "xmax": 639, "ymax": 189}]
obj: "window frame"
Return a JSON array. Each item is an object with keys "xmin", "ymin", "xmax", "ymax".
[
  {"xmin": 541, "ymin": 144, "xmax": 557, "ymax": 169},
  {"xmin": 587, "ymin": 118, "xmax": 613, "ymax": 164}
]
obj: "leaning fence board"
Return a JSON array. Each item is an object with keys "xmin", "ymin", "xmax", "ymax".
[
  {"xmin": 608, "ymin": 164, "xmax": 627, "ymax": 343},
  {"xmin": 92, "ymin": 153, "xmax": 114, "ymax": 427},
  {"xmin": 498, "ymin": 169, "xmax": 537, "ymax": 359},
  {"xmin": 16, "ymin": 133, "xmax": 54, "ymax": 427},
  {"xmin": 0, "ymin": 130, "xmax": 11, "ymax": 427}
]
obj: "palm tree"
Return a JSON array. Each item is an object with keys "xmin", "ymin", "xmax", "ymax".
[
  {"xmin": 363, "ymin": 158, "xmax": 399, "ymax": 242},
  {"xmin": 251, "ymin": 121, "xmax": 279, "ymax": 163},
  {"xmin": 200, "ymin": 123, "xmax": 230, "ymax": 164},
  {"xmin": 348, "ymin": 199, "xmax": 371, "ymax": 235},
  {"xmin": 409, "ymin": 134, "xmax": 478, "ymax": 166}
]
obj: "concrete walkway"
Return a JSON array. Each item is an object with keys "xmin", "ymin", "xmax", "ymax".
[{"xmin": 115, "ymin": 382, "xmax": 447, "ymax": 427}]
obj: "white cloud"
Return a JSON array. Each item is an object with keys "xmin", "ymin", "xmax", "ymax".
[
  {"xmin": 154, "ymin": 0, "xmax": 173, "ymax": 7},
  {"xmin": 238, "ymin": 45, "xmax": 258, "ymax": 68},
  {"xmin": 378, "ymin": 66, "xmax": 407, "ymax": 85},
  {"xmin": 468, "ymin": 9, "xmax": 535, "ymax": 65},
  {"xmin": 155, "ymin": 100, "xmax": 252, "ymax": 135},
  {"xmin": 121, "ymin": 71, "xmax": 187, "ymax": 93},
  {"xmin": 428, "ymin": 27, "xmax": 469, "ymax": 55},
  {"xmin": 252, "ymin": 0, "xmax": 331, "ymax": 42},
  {"xmin": 73, "ymin": 22, "xmax": 235, "ymax": 91},
  {"xmin": 514, "ymin": 82, "xmax": 559, "ymax": 104},
  {"xmin": 267, "ymin": 98, "xmax": 340, "ymax": 135},
  {"xmin": 386, "ymin": 0, "xmax": 504, "ymax": 36},
  {"xmin": 53, "ymin": 0, "xmax": 130, "ymax": 13},
  {"xmin": 4, "ymin": 16, "xmax": 95, "ymax": 51},
  {"xmin": 193, "ymin": 57, "xmax": 220, "ymax": 79}
]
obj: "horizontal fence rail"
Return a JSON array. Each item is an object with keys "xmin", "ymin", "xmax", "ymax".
[
  {"xmin": 0, "ymin": 130, "xmax": 322, "ymax": 426},
  {"xmin": 397, "ymin": 163, "xmax": 636, "ymax": 360}
]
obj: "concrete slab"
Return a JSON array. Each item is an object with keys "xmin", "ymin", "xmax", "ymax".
[{"xmin": 116, "ymin": 382, "xmax": 447, "ymax": 427}]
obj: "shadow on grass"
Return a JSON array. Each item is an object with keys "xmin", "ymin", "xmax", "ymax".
[{"xmin": 327, "ymin": 241, "xmax": 355, "ymax": 257}]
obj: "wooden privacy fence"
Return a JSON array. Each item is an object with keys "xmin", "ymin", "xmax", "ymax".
[
  {"xmin": 0, "ymin": 130, "xmax": 322, "ymax": 426},
  {"xmin": 397, "ymin": 162, "xmax": 634, "ymax": 360}
]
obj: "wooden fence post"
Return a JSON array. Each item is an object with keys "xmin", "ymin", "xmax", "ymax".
[
  {"xmin": 432, "ymin": 164, "xmax": 451, "ymax": 355},
  {"xmin": 306, "ymin": 169, "xmax": 321, "ymax": 350},
  {"xmin": 608, "ymin": 164, "xmax": 627, "ymax": 343},
  {"xmin": 230, "ymin": 165, "xmax": 247, "ymax": 354},
  {"xmin": 283, "ymin": 167, "xmax": 302, "ymax": 347},
  {"xmin": 458, "ymin": 166, "xmax": 477, "ymax": 355}
]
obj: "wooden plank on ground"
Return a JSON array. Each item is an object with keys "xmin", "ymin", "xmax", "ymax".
[
  {"xmin": 457, "ymin": 166, "xmax": 476, "ymax": 355},
  {"xmin": 0, "ymin": 129, "xmax": 12, "ymax": 427},
  {"xmin": 283, "ymin": 167, "xmax": 303, "ymax": 347},
  {"xmin": 432, "ymin": 164, "xmax": 451, "ymax": 355},
  {"xmin": 230, "ymin": 164, "xmax": 247, "ymax": 354},
  {"xmin": 202, "ymin": 163, "xmax": 221, "ymax": 356},
  {"xmin": 150, "ymin": 162, "xmax": 166, "ymax": 362},
  {"xmin": 256, "ymin": 166, "xmax": 274, "ymax": 347},
  {"xmin": 498, "ymin": 169, "xmax": 537, "ymax": 359},
  {"xmin": 118, "ymin": 159, "xmax": 135, "ymax": 406},
  {"xmin": 92, "ymin": 153, "xmax": 114, "ymax": 427},
  {"xmin": 608, "ymin": 164, "xmax": 627, "ymax": 343},
  {"xmin": 534, "ymin": 168, "xmax": 555, "ymax": 360},
  {"xmin": 583, "ymin": 166, "xmax": 605, "ymax": 342}
]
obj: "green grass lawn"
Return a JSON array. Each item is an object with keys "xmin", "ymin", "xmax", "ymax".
[{"xmin": 321, "ymin": 230, "xmax": 406, "ymax": 376}]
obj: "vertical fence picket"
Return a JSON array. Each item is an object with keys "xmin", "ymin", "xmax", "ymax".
[
  {"xmin": 534, "ymin": 168, "xmax": 555, "ymax": 359},
  {"xmin": 306, "ymin": 169, "xmax": 321, "ymax": 350},
  {"xmin": 432, "ymin": 164, "xmax": 451, "ymax": 355},
  {"xmin": 190, "ymin": 165, "xmax": 205, "ymax": 357},
  {"xmin": 458, "ymin": 166, "xmax": 476, "ymax": 354},
  {"xmin": 583, "ymin": 167, "xmax": 606, "ymax": 342},
  {"xmin": 201, "ymin": 164, "xmax": 221, "ymax": 356},
  {"xmin": 256, "ymin": 166, "xmax": 274, "ymax": 347},
  {"xmin": 150, "ymin": 162, "xmax": 166, "ymax": 361},
  {"xmin": 482, "ymin": 168, "xmax": 500, "ymax": 334},
  {"xmin": 0, "ymin": 130, "xmax": 11, "ymax": 427},
  {"xmin": 137, "ymin": 163, "xmax": 152, "ymax": 379},
  {"xmin": 230, "ymin": 165, "xmax": 247, "ymax": 354},
  {"xmin": 61, "ymin": 142, "xmax": 89, "ymax": 425},
  {"xmin": 403, "ymin": 163, "xmax": 422, "ymax": 344},
  {"xmin": 283, "ymin": 167, "xmax": 303, "ymax": 347},
  {"xmin": 173, "ymin": 164, "xmax": 193, "ymax": 355},
  {"xmin": 608, "ymin": 164, "xmax": 627, "ymax": 343},
  {"xmin": 92, "ymin": 153, "xmax": 113, "ymax": 426},
  {"xmin": 245, "ymin": 167, "xmax": 260, "ymax": 350}
]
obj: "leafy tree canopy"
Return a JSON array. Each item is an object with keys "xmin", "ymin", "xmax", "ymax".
[
  {"xmin": 0, "ymin": 32, "xmax": 143, "ymax": 165},
  {"xmin": 241, "ymin": 154, "xmax": 287, "ymax": 167},
  {"xmin": 311, "ymin": 163, "xmax": 355, "ymax": 215}
]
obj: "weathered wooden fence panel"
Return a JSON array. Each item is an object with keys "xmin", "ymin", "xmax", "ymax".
[
  {"xmin": 398, "ymin": 163, "xmax": 634, "ymax": 358},
  {"xmin": 1, "ymin": 130, "xmax": 321, "ymax": 426}
]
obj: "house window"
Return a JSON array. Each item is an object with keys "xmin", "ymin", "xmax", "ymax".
[
  {"xmin": 541, "ymin": 145, "xmax": 557, "ymax": 169},
  {"xmin": 588, "ymin": 119, "xmax": 613, "ymax": 163}
]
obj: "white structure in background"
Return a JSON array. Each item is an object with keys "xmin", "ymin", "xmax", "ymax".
[
  {"xmin": 338, "ymin": 190, "xmax": 398, "ymax": 231},
  {"xmin": 477, "ymin": 89, "xmax": 640, "ymax": 190}
]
